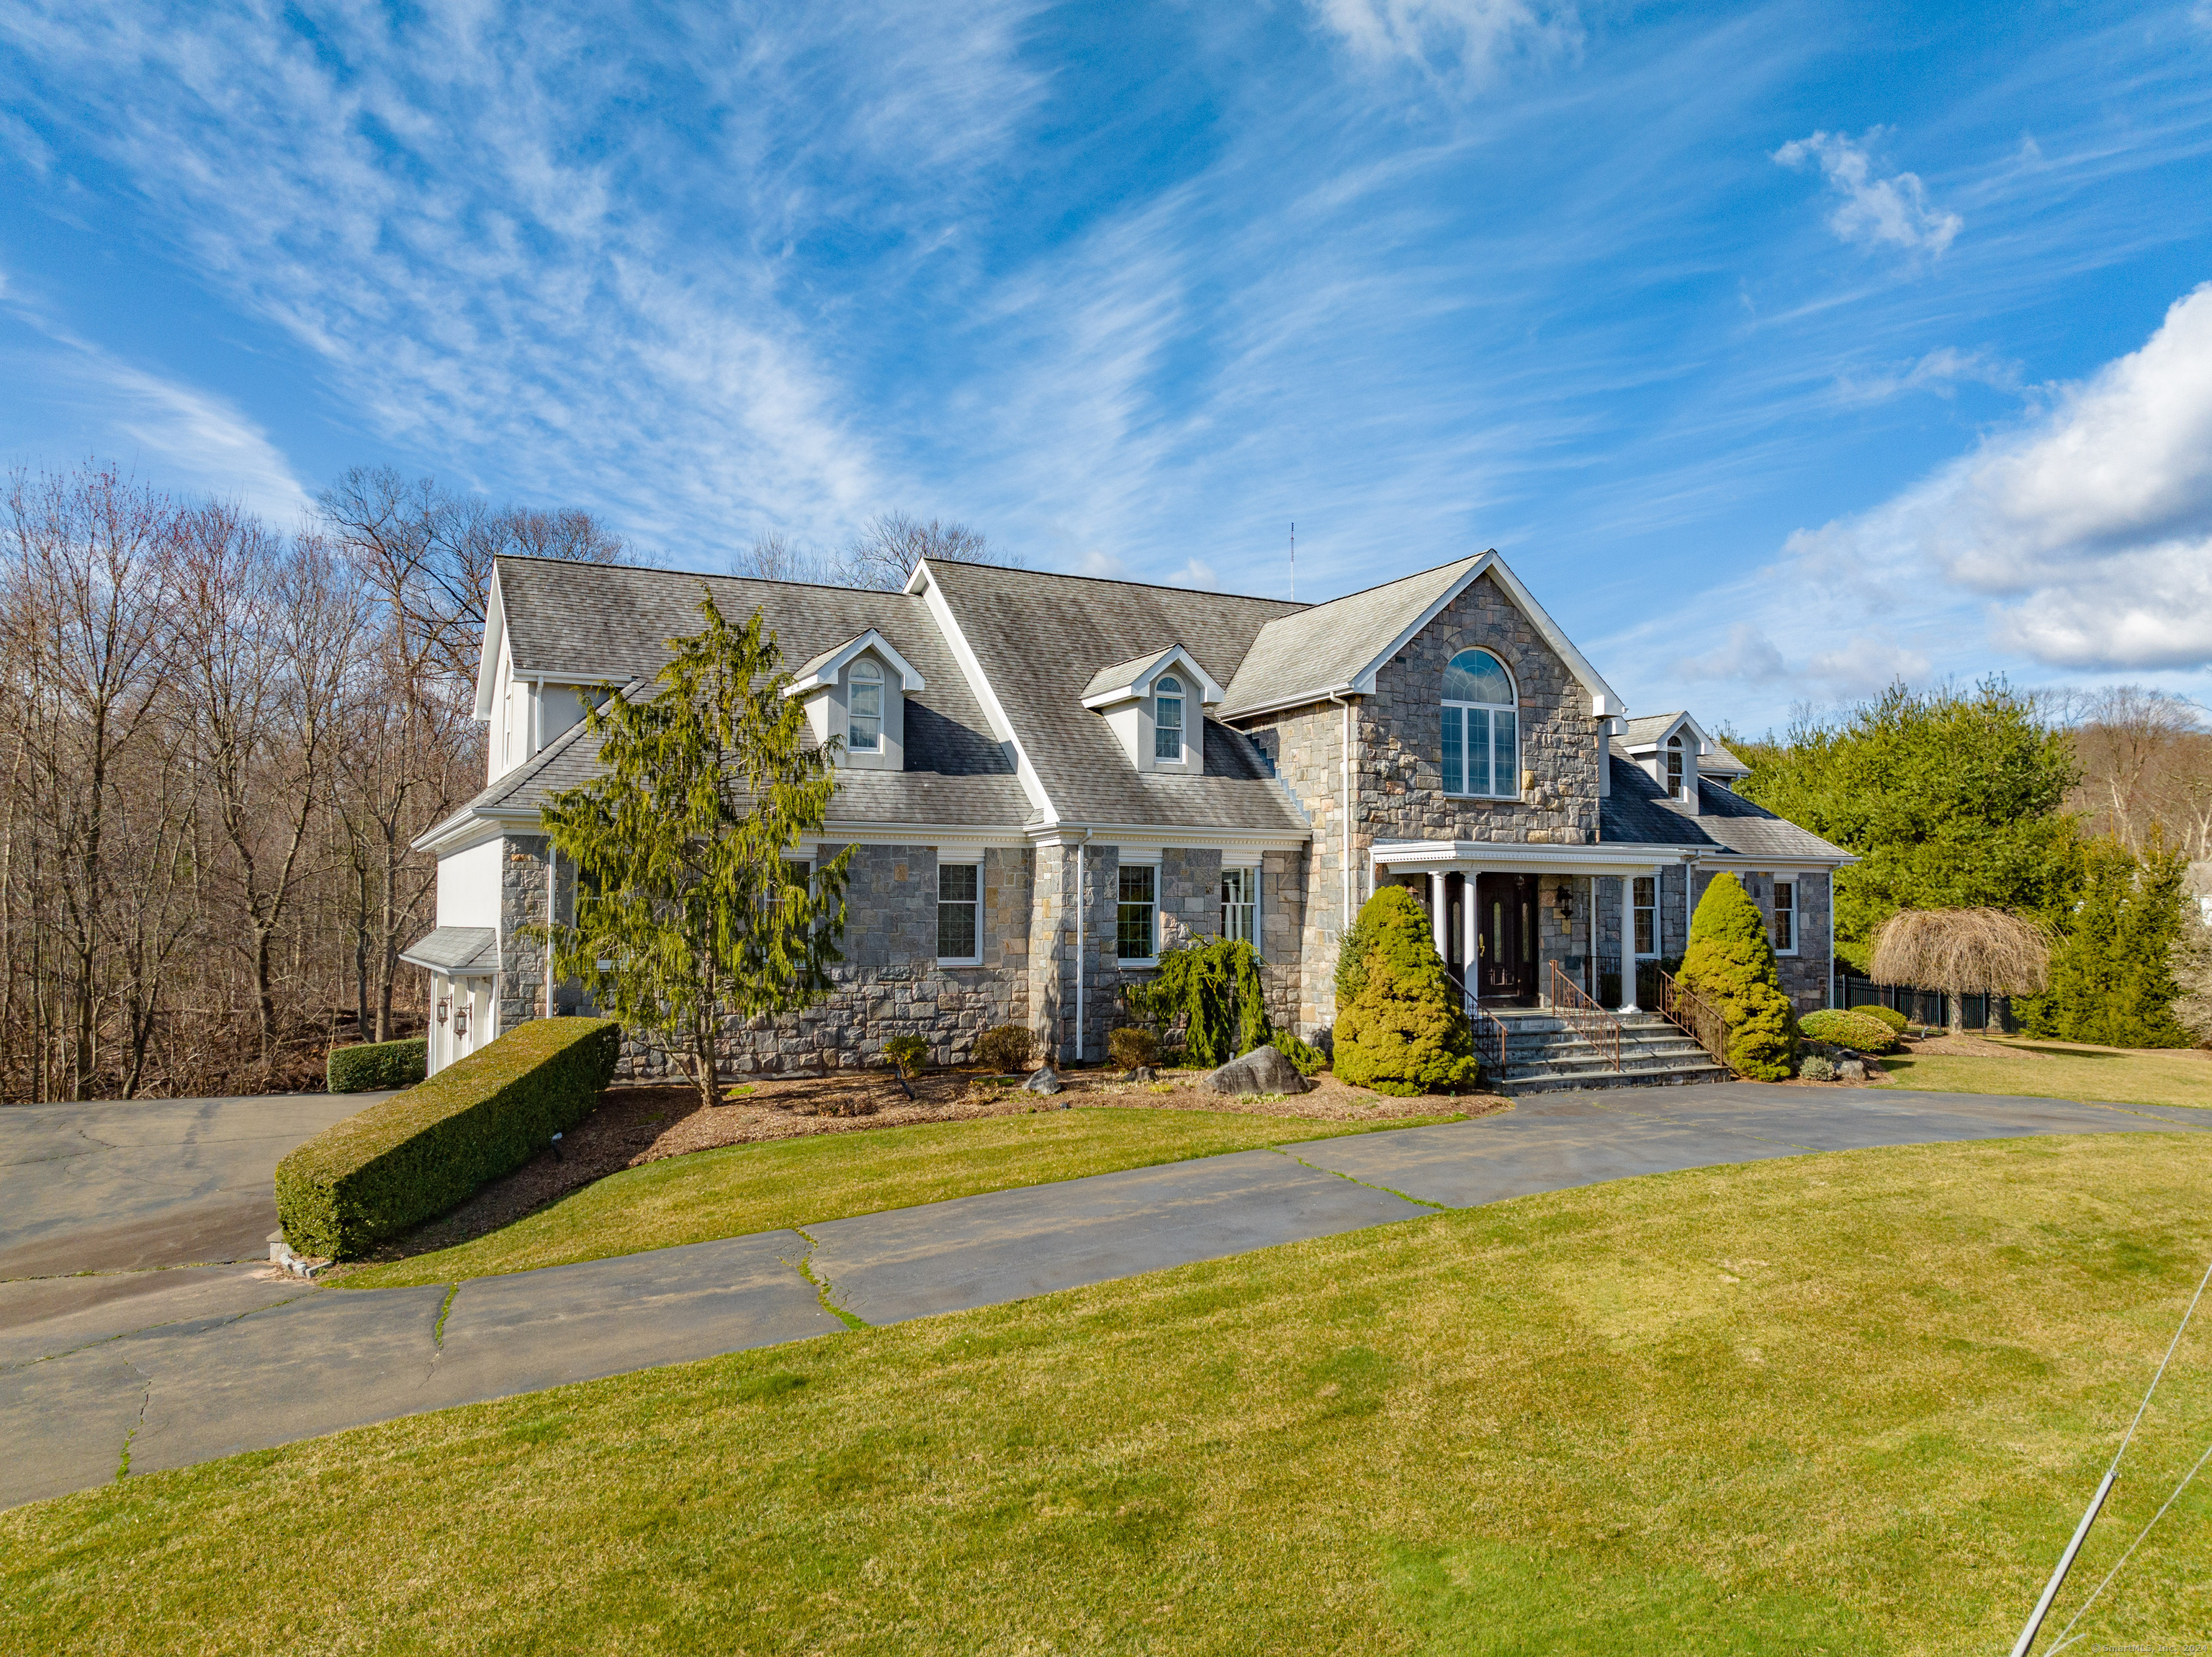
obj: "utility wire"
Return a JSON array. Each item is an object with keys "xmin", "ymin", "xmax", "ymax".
[
  {"xmin": 2011, "ymin": 1248, "xmax": 2212, "ymax": 1656},
  {"xmin": 2041, "ymin": 1435, "xmax": 2212, "ymax": 1656}
]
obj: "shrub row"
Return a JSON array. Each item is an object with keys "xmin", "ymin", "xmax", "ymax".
[
  {"xmin": 276, "ymin": 1017, "xmax": 621, "ymax": 1259},
  {"xmin": 325, "ymin": 1036, "xmax": 428, "ymax": 1094},
  {"xmin": 1798, "ymin": 1008, "xmax": 1902, "ymax": 1054}
]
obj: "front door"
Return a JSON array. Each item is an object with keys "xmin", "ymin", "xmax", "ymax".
[{"xmin": 1475, "ymin": 872, "xmax": 1537, "ymax": 1005}]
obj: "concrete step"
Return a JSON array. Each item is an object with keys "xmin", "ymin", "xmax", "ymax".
[{"xmin": 1475, "ymin": 1005, "xmax": 1730, "ymax": 1096}]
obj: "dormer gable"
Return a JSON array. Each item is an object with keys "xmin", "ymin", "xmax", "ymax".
[
  {"xmin": 783, "ymin": 629, "xmax": 925, "ymax": 771},
  {"xmin": 1082, "ymin": 645, "xmax": 1223, "ymax": 776},
  {"xmin": 1618, "ymin": 711, "xmax": 1715, "ymax": 814}
]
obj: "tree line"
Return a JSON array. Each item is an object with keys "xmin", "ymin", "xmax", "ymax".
[
  {"xmin": 1734, "ymin": 680, "xmax": 2212, "ymax": 1048},
  {"xmin": 0, "ymin": 461, "xmax": 1010, "ymax": 1103}
]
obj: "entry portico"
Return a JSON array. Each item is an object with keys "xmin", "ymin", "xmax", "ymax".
[{"xmin": 1372, "ymin": 839, "xmax": 1685, "ymax": 1013}]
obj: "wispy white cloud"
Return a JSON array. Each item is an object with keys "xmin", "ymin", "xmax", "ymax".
[
  {"xmin": 1310, "ymin": 0, "xmax": 1581, "ymax": 89},
  {"xmin": 1773, "ymin": 128, "xmax": 1962, "ymax": 256},
  {"xmin": 1831, "ymin": 345, "xmax": 2021, "ymax": 405},
  {"xmin": 1168, "ymin": 557, "xmax": 1218, "ymax": 589},
  {"xmin": 1782, "ymin": 282, "xmax": 2212, "ymax": 671}
]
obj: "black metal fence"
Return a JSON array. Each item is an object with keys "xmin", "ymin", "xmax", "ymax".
[{"xmin": 1832, "ymin": 965, "xmax": 2016, "ymax": 1033}]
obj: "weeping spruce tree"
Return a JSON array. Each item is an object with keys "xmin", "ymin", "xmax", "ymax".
[{"xmin": 537, "ymin": 590, "xmax": 852, "ymax": 1110}]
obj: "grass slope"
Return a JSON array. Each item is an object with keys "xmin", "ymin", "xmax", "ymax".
[
  {"xmin": 1879, "ymin": 1036, "xmax": 2211, "ymax": 1111},
  {"xmin": 344, "ymin": 1106, "xmax": 1457, "ymax": 1288},
  {"xmin": 9, "ymin": 1132, "xmax": 2211, "ymax": 1653}
]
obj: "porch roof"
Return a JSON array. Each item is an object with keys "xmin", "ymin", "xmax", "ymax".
[
  {"xmin": 1371, "ymin": 838, "xmax": 1686, "ymax": 876},
  {"xmin": 399, "ymin": 926, "xmax": 500, "ymax": 975}
]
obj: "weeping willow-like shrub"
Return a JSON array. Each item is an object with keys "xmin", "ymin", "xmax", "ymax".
[{"xmin": 1125, "ymin": 936, "xmax": 1323, "ymax": 1073}]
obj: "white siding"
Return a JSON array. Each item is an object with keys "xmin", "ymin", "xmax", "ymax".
[{"xmin": 436, "ymin": 839, "xmax": 503, "ymax": 930}]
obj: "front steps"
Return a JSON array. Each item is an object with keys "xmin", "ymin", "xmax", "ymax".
[{"xmin": 1478, "ymin": 1008, "xmax": 1729, "ymax": 1096}]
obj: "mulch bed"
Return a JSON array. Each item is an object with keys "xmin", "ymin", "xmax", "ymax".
[{"xmin": 348, "ymin": 1067, "xmax": 1502, "ymax": 1267}]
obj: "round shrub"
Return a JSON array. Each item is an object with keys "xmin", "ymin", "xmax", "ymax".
[
  {"xmin": 1107, "ymin": 1025, "xmax": 1159, "ymax": 1070},
  {"xmin": 883, "ymin": 1034, "xmax": 929, "ymax": 1077},
  {"xmin": 1797, "ymin": 1054, "xmax": 1835, "ymax": 1082},
  {"xmin": 975, "ymin": 1023, "xmax": 1035, "ymax": 1073},
  {"xmin": 1680, "ymin": 874, "xmax": 1797, "ymax": 1082},
  {"xmin": 1333, "ymin": 886, "xmax": 1481, "ymax": 1097},
  {"xmin": 1798, "ymin": 1009, "xmax": 1900, "ymax": 1054},
  {"xmin": 1855, "ymin": 1005, "xmax": 1910, "ymax": 1036}
]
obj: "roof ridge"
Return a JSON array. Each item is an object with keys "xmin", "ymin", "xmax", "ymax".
[
  {"xmin": 925, "ymin": 556, "xmax": 1307, "ymax": 610},
  {"xmin": 495, "ymin": 553, "xmax": 923, "ymax": 600}
]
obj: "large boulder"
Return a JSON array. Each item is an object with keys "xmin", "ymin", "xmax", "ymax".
[
  {"xmin": 1202, "ymin": 1044, "xmax": 1310, "ymax": 1096},
  {"xmin": 1022, "ymin": 1064, "xmax": 1062, "ymax": 1096}
]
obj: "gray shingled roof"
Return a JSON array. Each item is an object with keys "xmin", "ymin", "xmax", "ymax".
[
  {"xmin": 1601, "ymin": 755, "xmax": 1848, "ymax": 861},
  {"xmin": 1217, "ymin": 557, "xmax": 1478, "ymax": 719},
  {"xmin": 921, "ymin": 560, "xmax": 1308, "ymax": 832},
  {"xmin": 1701, "ymin": 741, "xmax": 1751, "ymax": 776},
  {"xmin": 1617, "ymin": 712, "xmax": 1689, "ymax": 747},
  {"xmin": 1082, "ymin": 648, "xmax": 1177, "ymax": 702},
  {"xmin": 399, "ymin": 925, "xmax": 499, "ymax": 974},
  {"xmin": 467, "ymin": 557, "xmax": 1030, "ymax": 830}
]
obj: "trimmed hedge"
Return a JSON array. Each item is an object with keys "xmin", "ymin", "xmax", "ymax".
[
  {"xmin": 1856, "ymin": 1005, "xmax": 1910, "ymax": 1036},
  {"xmin": 276, "ymin": 1018, "xmax": 620, "ymax": 1260},
  {"xmin": 1799, "ymin": 1009, "xmax": 1902, "ymax": 1054},
  {"xmin": 325, "ymin": 1036, "xmax": 427, "ymax": 1094}
]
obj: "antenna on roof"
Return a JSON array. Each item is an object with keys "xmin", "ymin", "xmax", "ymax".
[{"xmin": 1289, "ymin": 521, "xmax": 1295, "ymax": 602}]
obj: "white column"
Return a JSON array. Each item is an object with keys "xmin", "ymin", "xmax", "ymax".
[
  {"xmin": 1619, "ymin": 872, "xmax": 1640, "ymax": 1012},
  {"xmin": 1430, "ymin": 871, "xmax": 1448, "ymax": 958},
  {"xmin": 1462, "ymin": 870, "xmax": 1481, "ymax": 1008}
]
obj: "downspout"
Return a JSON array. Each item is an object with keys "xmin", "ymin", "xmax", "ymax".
[
  {"xmin": 1326, "ymin": 690, "xmax": 1356, "ymax": 933},
  {"xmin": 1072, "ymin": 829, "xmax": 1094, "ymax": 1065},
  {"xmin": 544, "ymin": 845, "xmax": 557, "ymax": 1019}
]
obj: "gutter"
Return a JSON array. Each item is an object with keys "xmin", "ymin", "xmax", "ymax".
[
  {"xmin": 1326, "ymin": 688, "xmax": 1357, "ymax": 940},
  {"xmin": 1071, "ymin": 828, "xmax": 1094, "ymax": 1066}
]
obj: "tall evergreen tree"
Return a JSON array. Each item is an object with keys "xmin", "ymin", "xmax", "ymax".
[
  {"xmin": 2021, "ymin": 834, "xmax": 2192, "ymax": 1047},
  {"xmin": 536, "ymin": 590, "xmax": 852, "ymax": 1108},
  {"xmin": 1738, "ymin": 681, "xmax": 2080, "ymax": 971},
  {"xmin": 1679, "ymin": 873, "xmax": 1797, "ymax": 1080}
]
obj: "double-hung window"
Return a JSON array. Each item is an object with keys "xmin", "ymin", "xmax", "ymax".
[
  {"xmin": 1665, "ymin": 736, "xmax": 1685, "ymax": 799},
  {"xmin": 1772, "ymin": 879, "xmax": 1795, "ymax": 955},
  {"xmin": 1440, "ymin": 649, "xmax": 1518, "ymax": 799},
  {"xmin": 848, "ymin": 660, "xmax": 883, "ymax": 753},
  {"xmin": 1632, "ymin": 876, "xmax": 1657, "ymax": 957},
  {"xmin": 1154, "ymin": 676, "xmax": 1184, "ymax": 761},
  {"xmin": 1221, "ymin": 867, "xmax": 1256, "ymax": 943},
  {"xmin": 936, "ymin": 861, "xmax": 980, "ymax": 964},
  {"xmin": 1117, "ymin": 864, "xmax": 1157, "ymax": 961}
]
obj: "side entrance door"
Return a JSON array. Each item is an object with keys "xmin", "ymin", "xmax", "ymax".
[{"xmin": 1475, "ymin": 872, "xmax": 1538, "ymax": 1004}]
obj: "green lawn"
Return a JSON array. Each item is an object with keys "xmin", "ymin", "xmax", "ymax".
[
  {"xmin": 343, "ymin": 1105, "xmax": 1459, "ymax": 1288},
  {"xmin": 11, "ymin": 1131, "xmax": 2212, "ymax": 1653},
  {"xmin": 1879, "ymin": 1034, "xmax": 2211, "ymax": 1111}
]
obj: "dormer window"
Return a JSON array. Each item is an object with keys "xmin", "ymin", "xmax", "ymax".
[
  {"xmin": 1154, "ymin": 677, "xmax": 1184, "ymax": 761},
  {"xmin": 1666, "ymin": 735, "xmax": 1684, "ymax": 798},
  {"xmin": 848, "ymin": 660, "xmax": 884, "ymax": 753}
]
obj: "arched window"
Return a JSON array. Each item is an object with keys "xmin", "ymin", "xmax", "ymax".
[
  {"xmin": 1665, "ymin": 735, "xmax": 1684, "ymax": 798},
  {"xmin": 1154, "ymin": 675, "xmax": 1184, "ymax": 761},
  {"xmin": 848, "ymin": 659, "xmax": 883, "ymax": 752},
  {"xmin": 1441, "ymin": 649, "xmax": 1516, "ymax": 799}
]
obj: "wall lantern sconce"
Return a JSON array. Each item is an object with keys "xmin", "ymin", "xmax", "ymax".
[
  {"xmin": 1555, "ymin": 887, "xmax": 1573, "ymax": 924},
  {"xmin": 452, "ymin": 1004, "xmax": 470, "ymax": 1038},
  {"xmin": 436, "ymin": 996, "xmax": 451, "ymax": 1026}
]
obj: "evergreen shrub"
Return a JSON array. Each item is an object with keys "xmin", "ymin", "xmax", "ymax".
[
  {"xmin": 1679, "ymin": 874, "xmax": 1797, "ymax": 1081},
  {"xmin": 883, "ymin": 1035, "xmax": 929, "ymax": 1077},
  {"xmin": 1127, "ymin": 937, "xmax": 1279, "ymax": 1069},
  {"xmin": 276, "ymin": 1018, "xmax": 619, "ymax": 1259},
  {"xmin": 326, "ymin": 1036, "xmax": 427, "ymax": 1094},
  {"xmin": 1856, "ymin": 1005, "xmax": 1910, "ymax": 1036},
  {"xmin": 1332, "ymin": 886, "xmax": 1482, "ymax": 1097},
  {"xmin": 1798, "ymin": 1009, "xmax": 1900, "ymax": 1054},
  {"xmin": 975, "ymin": 1024, "xmax": 1035, "ymax": 1073},
  {"xmin": 1797, "ymin": 1054, "xmax": 1835, "ymax": 1082},
  {"xmin": 2020, "ymin": 836, "xmax": 2193, "ymax": 1047},
  {"xmin": 1107, "ymin": 1026, "xmax": 1159, "ymax": 1070}
]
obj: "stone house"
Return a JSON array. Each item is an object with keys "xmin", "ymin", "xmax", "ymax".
[{"xmin": 405, "ymin": 551, "xmax": 1850, "ymax": 1077}]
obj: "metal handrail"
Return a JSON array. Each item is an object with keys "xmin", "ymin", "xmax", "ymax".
[
  {"xmin": 1473, "ymin": 1005, "xmax": 1511, "ymax": 1080},
  {"xmin": 1657, "ymin": 971, "xmax": 1732, "ymax": 1073},
  {"xmin": 1546, "ymin": 961, "xmax": 1622, "ymax": 1072}
]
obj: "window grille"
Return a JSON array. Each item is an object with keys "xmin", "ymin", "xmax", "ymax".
[
  {"xmin": 937, "ymin": 861, "xmax": 979, "ymax": 961},
  {"xmin": 1117, "ymin": 864, "xmax": 1157, "ymax": 960},
  {"xmin": 1154, "ymin": 677, "xmax": 1184, "ymax": 760}
]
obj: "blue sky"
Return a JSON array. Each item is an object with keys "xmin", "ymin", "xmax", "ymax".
[{"xmin": 4, "ymin": 0, "xmax": 2210, "ymax": 732}]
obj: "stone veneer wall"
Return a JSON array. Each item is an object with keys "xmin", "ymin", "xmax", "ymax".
[
  {"xmin": 496, "ymin": 835, "xmax": 552, "ymax": 1033},
  {"xmin": 1577, "ymin": 867, "xmax": 1833, "ymax": 1012},
  {"xmin": 1236, "ymin": 570, "xmax": 1606, "ymax": 1038},
  {"xmin": 1028, "ymin": 840, "xmax": 1122, "ymax": 1067}
]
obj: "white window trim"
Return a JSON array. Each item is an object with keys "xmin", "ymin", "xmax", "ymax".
[
  {"xmin": 1632, "ymin": 874, "xmax": 1660, "ymax": 960},
  {"xmin": 935, "ymin": 858, "xmax": 983, "ymax": 967},
  {"xmin": 1771, "ymin": 876, "xmax": 1798, "ymax": 956},
  {"xmin": 1116, "ymin": 859, "xmax": 1161, "ymax": 967},
  {"xmin": 1440, "ymin": 650, "xmax": 1520, "ymax": 801},
  {"xmin": 847, "ymin": 659, "xmax": 885, "ymax": 754},
  {"xmin": 1154, "ymin": 678, "xmax": 1190, "ymax": 768},
  {"xmin": 1222, "ymin": 864, "xmax": 1259, "ymax": 944}
]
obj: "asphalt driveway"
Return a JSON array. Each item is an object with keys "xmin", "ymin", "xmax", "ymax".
[{"xmin": 2, "ymin": 1081, "xmax": 2203, "ymax": 1510}]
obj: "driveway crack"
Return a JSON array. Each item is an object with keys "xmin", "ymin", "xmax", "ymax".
[
  {"xmin": 115, "ymin": 1357, "xmax": 152, "ymax": 1481},
  {"xmin": 1269, "ymin": 1147, "xmax": 1450, "ymax": 1211},
  {"xmin": 783, "ymin": 1231, "xmax": 868, "ymax": 1330}
]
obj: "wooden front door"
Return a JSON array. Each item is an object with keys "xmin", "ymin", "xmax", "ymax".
[{"xmin": 1475, "ymin": 872, "xmax": 1537, "ymax": 1004}]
